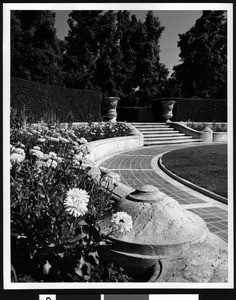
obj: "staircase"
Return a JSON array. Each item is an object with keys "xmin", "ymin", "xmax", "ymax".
[{"xmin": 131, "ymin": 123, "xmax": 202, "ymax": 146}]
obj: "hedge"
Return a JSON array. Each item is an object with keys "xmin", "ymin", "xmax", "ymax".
[
  {"xmin": 117, "ymin": 106, "xmax": 153, "ymax": 122},
  {"xmin": 151, "ymin": 98, "xmax": 227, "ymax": 122},
  {"xmin": 11, "ymin": 77, "xmax": 102, "ymax": 123}
]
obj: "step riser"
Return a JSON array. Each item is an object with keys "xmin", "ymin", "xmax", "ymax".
[
  {"xmin": 142, "ymin": 132, "xmax": 181, "ymax": 136},
  {"xmin": 144, "ymin": 139, "xmax": 202, "ymax": 146},
  {"xmin": 139, "ymin": 129, "xmax": 175, "ymax": 132},
  {"xmin": 144, "ymin": 134, "xmax": 185, "ymax": 139},
  {"xmin": 145, "ymin": 137, "xmax": 193, "ymax": 141},
  {"xmin": 134, "ymin": 126, "xmax": 170, "ymax": 129}
]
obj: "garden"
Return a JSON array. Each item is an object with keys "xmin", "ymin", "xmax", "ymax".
[{"xmin": 10, "ymin": 113, "xmax": 135, "ymax": 282}]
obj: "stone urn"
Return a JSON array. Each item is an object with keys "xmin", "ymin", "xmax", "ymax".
[
  {"xmin": 103, "ymin": 96, "xmax": 120, "ymax": 122},
  {"xmin": 161, "ymin": 100, "xmax": 176, "ymax": 122},
  {"xmin": 98, "ymin": 185, "xmax": 208, "ymax": 281}
]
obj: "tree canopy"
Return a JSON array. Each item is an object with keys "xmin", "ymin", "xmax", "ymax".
[
  {"xmin": 170, "ymin": 11, "xmax": 227, "ymax": 99},
  {"xmin": 11, "ymin": 10, "xmax": 63, "ymax": 86},
  {"xmin": 11, "ymin": 10, "xmax": 169, "ymax": 105}
]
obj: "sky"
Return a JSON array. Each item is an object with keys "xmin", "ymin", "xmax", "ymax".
[{"xmin": 54, "ymin": 10, "xmax": 202, "ymax": 76}]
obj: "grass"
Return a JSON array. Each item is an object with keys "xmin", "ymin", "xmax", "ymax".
[{"xmin": 161, "ymin": 144, "xmax": 227, "ymax": 198}]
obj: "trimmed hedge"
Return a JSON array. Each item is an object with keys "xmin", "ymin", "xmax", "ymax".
[
  {"xmin": 11, "ymin": 77, "xmax": 102, "ymax": 123},
  {"xmin": 117, "ymin": 106, "xmax": 153, "ymax": 122},
  {"xmin": 151, "ymin": 98, "xmax": 227, "ymax": 122}
]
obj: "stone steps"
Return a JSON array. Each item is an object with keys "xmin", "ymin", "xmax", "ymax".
[{"xmin": 130, "ymin": 122, "xmax": 202, "ymax": 146}]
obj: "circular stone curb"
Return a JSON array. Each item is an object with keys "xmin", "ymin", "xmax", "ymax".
[{"xmin": 158, "ymin": 156, "xmax": 228, "ymax": 205}]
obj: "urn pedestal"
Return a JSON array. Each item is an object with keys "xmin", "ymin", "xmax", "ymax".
[{"xmin": 103, "ymin": 97, "xmax": 119, "ymax": 122}]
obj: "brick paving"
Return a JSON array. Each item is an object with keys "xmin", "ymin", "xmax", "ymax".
[{"xmin": 99, "ymin": 143, "xmax": 228, "ymax": 243}]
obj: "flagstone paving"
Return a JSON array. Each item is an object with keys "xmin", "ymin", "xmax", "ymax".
[{"xmin": 98, "ymin": 143, "xmax": 229, "ymax": 243}]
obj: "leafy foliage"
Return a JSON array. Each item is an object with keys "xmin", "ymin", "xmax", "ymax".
[
  {"xmin": 10, "ymin": 122, "xmax": 134, "ymax": 282},
  {"xmin": 170, "ymin": 11, "xmax": 227, "ymax": 98},
  {"xmin": 11, "ymin": 77, "xmax": 102, "ymax": 123},
  {"xmin": 11, "ymin": 11, "xmax": 64, "ymax": 86},
  {"xmin": 63, "ymin": 10, "xmax": 168, "ymax": 105}
]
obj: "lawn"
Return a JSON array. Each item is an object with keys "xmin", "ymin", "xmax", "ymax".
[{"xmin": 161, "ymin": 144, "xmax": 227, "ymax": 198}]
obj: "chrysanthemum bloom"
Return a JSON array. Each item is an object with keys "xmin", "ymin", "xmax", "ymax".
[
  {"xmin": 33, "ymin": 146, "xmax": 41, "ymax": 150},
  {"xmin": 37, "ymin": 138, "xmax": 46, "ymax": 143},
  {"xmin": 29, "ymin": 148, "xmax": 44, "ymax": 159},
  {"xmin": 10, "ymin": 148, "xmax": 25, "ymax": 164},
  {"xmin": 64, "ymin": 188, "xmax": 90, "ymax": 218},
  {"xmin": 45, "ymin": 158, "xmax": 58, "ymax": 168},
  {"xmin": 111, "ymin": 211, "xmax": 133, "ymax": 235},
  {"xmin": 78, "ymin": 137, "xmax": 88, "ymax": 144}
]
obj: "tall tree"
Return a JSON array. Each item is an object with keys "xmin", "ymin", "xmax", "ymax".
[
  {"xmin": 172, "ymin": 11, "xmax": 227, "ymax": 98},
  {"xmin": 63, "ymin": 10, "xmax": 102, "ymax": 90},
  {"xmin": 11, "ymin": 11, "xmax": 63, "ymax": 85},
  {"xmin": 63, "ymin": 10, "xmax": 168, "ymax": 105}
]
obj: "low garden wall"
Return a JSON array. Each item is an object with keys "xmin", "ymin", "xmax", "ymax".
[
  {"xmin": 169, "ymin": 122, "xmax": 228, "ymax": 143},
  {"xmin": 169, "ymin": 122, "xmax": 213, "ymax": 142},
  {"xmin": 89, "ymin": 129, "xmax": 143, "ymax": 162}
]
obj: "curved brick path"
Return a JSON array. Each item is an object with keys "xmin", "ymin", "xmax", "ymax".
[{"xmin": 98, "ymin": 143, "xmax": 228, "ymax": 243}]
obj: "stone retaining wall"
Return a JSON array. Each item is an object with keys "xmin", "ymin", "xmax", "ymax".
[{"xmin": 89, "ymin": 129, "xmax": 143, "ymax": 162}]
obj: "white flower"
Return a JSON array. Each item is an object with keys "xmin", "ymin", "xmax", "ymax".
[
  {"xmin": 29, "ymin": 149, "xmax": 44, "ymax": 159},
  {"xmin": 48, "ymin": 152, "xmax": 57, "ymax": 159},
  {"xmin": 45, "ymin": 158, "xmax": 58, "ymax": 168},
  {"xmin": 33, "ymin": 146, "xmax": 41, "ymax": 150},
  {"xmin": 73, "ymin": 154, "xmax": 94, "ymax": 169},
  {"xmin": 107, "ymin": 172, "xmax": 120, "ymax": 185},
  {"xmin": 43, "ymin": 260, "xmax": 51, "ymax": 274},
  {"xmin": 14, "ymin": 148, "xmax": 25, "ymax": 155},
  {"xmin": 100, "ymin": 168, "xmax": 120, "ymax": 185},
  {"xmin": 10, "ymin": 148, "xmax": 25, "ymax": 164},
  {"xmin": 78, "ymin": 137, "xmax": 88, "ymax": 144},
  {"xmin": 111, "ymin": 211, "xmax": 133, "ymax": 234},
  {"xmin": 37, "ymin": 138, "xmax": 46, "ymax": 143},
  {"xmin": 59, "ymin": 137, "xmax": 70, "ymax": 143},
  {"xmin": 46, "ymin": 136, "xmax": 59, "ymax": 143},
  {"xmin": 64, "ymin": 188, "xmax": 90, "ymax": 218}
]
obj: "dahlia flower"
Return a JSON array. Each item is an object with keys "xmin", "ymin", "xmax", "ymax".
[{"xmin": 64, "ymin": 188, "xmax": 90, "ymax": 218}]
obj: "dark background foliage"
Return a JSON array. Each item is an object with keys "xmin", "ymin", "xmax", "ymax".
[
  {"xmin": 10, "ymin": 9, "xmax": 227, "ymax": 108},
  {"xmin": 11, "ymin": 77, "xmax": 102, "ymax": 122}
]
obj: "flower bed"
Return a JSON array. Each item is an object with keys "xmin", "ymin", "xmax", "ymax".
[{"xmin": 10, "ymin": 122, "xmax": 136, "ymax": 282}]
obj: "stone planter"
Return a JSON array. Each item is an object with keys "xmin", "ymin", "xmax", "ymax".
[
  {"xmin": 161, "ymin": 100, "xmax": 175, "ymax": 122},
  {"xmin": 103, "ymin": 96, "xmax": 119, "ymax": 122},
  {"xmin": 99, "ymin": 184, "xmax": 208, "ymax": 280}
]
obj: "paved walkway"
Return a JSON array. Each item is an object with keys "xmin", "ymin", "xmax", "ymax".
[{"xmin": 98, "ymin": 143, "xmax": 228, "ymax": 243}]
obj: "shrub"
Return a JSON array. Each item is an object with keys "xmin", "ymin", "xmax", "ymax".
[
  {"xmin": 10, "ymin": 123, "xmax": 134, "ymax": 282},
  {"xmin": 72, "ymin": 122, "xmax": 133, "ymax": 142},
  {"xmin": 11, "ymin": 77, "xmax": 102, "ymax": 123}
]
